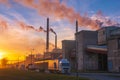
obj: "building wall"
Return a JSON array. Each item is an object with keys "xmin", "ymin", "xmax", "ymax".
[
  {"xmin": 75, "ymin": 30, "xmax": 98, "ymax": 71},
  {"xmin": 62, "ymin": 40, "xmax": 76, "ymax": 60},
  {"xmin": 62, "ymin": 40, "xmax": 76, "ymax": 69},
  {"xmin": 62, "ymin": 27, "xmax": 120, "ymax": 72},
  {"xmin": 98, "ymin": 26, "xmax": 120, "ymax": 45},
  {"xmin": 108, "ymin": 39, "xmax": 120, "ymax": 72},
  {"xmin": 75, "ymin": 31, "xmax": 84, "ymax": 70},
  {"xmin": 84, "ymin": 53, "xmax": 98, "ymax": 70}
]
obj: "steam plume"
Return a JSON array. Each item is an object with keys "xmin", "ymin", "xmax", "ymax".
[
  {"xmin": 37, "ymin": 26, "xmax": 46, "ymax": 32},
  {"xmin": 0, "ymin": 0, "xmax": 10, "ymax": 6},
  {"xmin": 17, "ymin": 21, "xmax": 36, "ymax": 31},
  {"xmin": 49, "ymin": 28, "xmax": 56, "ymax": 35},
  {"xmin": 14, "ymin": 0, "xmax": 99, "ymax": 30},
  {"xmin": 1, "ymin": 0, "xmax": 119, "ymax": 30},
  {"xmin": 92, "ymin": 11, "xmax": 120, "ymax": 27}
]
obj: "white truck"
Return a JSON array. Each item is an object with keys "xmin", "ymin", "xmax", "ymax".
[
  {"xmin": 34, "ymin": 59, "xmax": 70, "ymax": 73},
  {"xmin": 58, "ymin": 59, "xmax": 70, "ymax": 73}
]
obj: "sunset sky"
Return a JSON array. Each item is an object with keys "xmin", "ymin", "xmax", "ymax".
[{"xmin": 0, "ymin": 0, "xmax": 120, "ymax": 60}]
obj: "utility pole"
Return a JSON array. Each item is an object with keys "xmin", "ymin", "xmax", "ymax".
[{"xmin": 17, "ymin": 57, "xmax": 19, "ymax": 69}]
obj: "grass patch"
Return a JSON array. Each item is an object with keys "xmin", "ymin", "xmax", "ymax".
[{"xmin": 0, "ymin": 68, "xmax": 89, "ymax": 80}]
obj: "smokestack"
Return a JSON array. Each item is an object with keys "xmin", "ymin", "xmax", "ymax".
[
  {"xmin": 49, "ymin": 28, "xmax": 57, "ymax": 49},
  {"xmin": 55, "ymin": 35, "xmax": 57, "ymax": 49},
  {"xmin": 46, "ymin": 18, "xmax": 49, "ymax": 52},
  {"xmin": 76, "ymin": 20, "xmax": 78, "ymax": 33}
]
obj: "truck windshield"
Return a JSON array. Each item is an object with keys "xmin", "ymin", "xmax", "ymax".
[{"xmin": 61, "ymin": 63, "xmax": 69, "ymax": 66}]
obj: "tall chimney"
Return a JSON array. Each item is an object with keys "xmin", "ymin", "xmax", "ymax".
[
  {"xmin": 76, "ymin": 20, "xmax": 78, "ymax": 33},
  {"xmin": 46, "ymin": 18, "xmax": 49, "ymax": 52},
  {"xmin": 55, "ymin": 35, "xmax": 57, "ymax": 49}
]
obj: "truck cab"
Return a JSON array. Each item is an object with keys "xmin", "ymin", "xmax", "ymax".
[{"xmin": 59, "ymin": 59, "xmax": 70, "ymax": 74}]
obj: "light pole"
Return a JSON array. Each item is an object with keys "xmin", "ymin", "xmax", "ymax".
[
  {"xmin": 17, "ymin": 56, "xmax": 19, "ymax": 69},
  {"xmin": 31, "ymin": 49, "xmax": 34, "ymax": 64}
]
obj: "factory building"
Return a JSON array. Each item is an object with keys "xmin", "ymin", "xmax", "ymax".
[
  {"xmin": 75, "ymin": 30, "xmax": 98, "ymax": 71},
  {"xmin": 62, "ymin": 40, "xmax": 76, "ymax": 70},
  {"xmin": 107, "ymin": 28, "xmax": 120, "ymax": 72},
  {"xmin": 44, "ymin": 48, "xmax": 62, "ymax": 60},
  {"xmin": 98, "ymin": 26, "xmax": 120, "ymax": 72},
  {"xmin": 75, "ymin": 30, "xmax": 108, "ymax": 71},
  {"xmin": 62, "ymin": 26, "xmax": 120, "ymax": 72}
]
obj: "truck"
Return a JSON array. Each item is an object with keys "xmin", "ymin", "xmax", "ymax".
[{"xmin": 34, "ymin": 59, "xmax": 70, "ymax": 74}]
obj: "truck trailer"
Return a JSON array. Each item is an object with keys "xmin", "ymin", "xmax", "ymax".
[{"xmin": 34, "ymin": 59, "xmax": 70, "ymax": 73}]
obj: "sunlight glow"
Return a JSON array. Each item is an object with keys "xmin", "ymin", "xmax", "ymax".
[{"xmin": 0, "ymin": 52, "xmax": 3, "ymax": 59}]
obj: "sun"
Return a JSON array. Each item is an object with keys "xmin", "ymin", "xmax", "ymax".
[{"xmin": 0, "ymin": 52, "xmax": 3, "ymax": 59}]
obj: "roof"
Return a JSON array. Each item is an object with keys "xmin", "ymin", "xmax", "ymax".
[
  {"xmin": 86, "ymin": 45, "xmax": 107, "ymax": 54},
  {"xmin": 62, "ymin": 40, "xmax": 75, "ymax": 42},
  {"xmin": 75, "ymin": 30, "xmax": 97, "ymax": 35},
  {"xmin": 97, "ymin": 26, "xmax": 120, "ymax": 31}
]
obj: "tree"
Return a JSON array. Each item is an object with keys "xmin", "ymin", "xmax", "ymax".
[{"xmin": 1, "ymin": 58, "xmax": 8, "ymax": 67}]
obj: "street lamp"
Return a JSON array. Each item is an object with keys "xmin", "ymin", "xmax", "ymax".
[{"xmin": 31, "ymin": 49, "xmax": 34, "ymax": 64}]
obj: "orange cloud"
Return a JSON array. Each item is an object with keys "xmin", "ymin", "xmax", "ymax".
[
  {"xmin": 0, "ymin": 17, "xmax": 8, "ymax": 31},
  {"xmin": 13, "ymin": 0, "xmax": 99, "ymax": 30},
  {"xmin": 16, "ymin": 21, "xmax": 36, "ymax": 31},
  {"xmin": 0, "ymin": 0, "xmax": 11, "ymax": 7},
  {"xmin": 0, "ymin": 17, "xmax": 54, "ymax": 60},
  {"xmin": 0, "ymin": 27, "xmax": 55, "ymax": 60}
]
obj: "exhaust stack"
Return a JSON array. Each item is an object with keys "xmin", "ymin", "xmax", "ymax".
[
  {"xmin": 46, "ymin": 18, "xmax": 49, "ymax": 52},
  {"xmin": 55, "ymin": 35, "xmax": 57, "ymax": 49},
  {"xmin": 76, "ymin": 20, "xmax": 78, "ymax": 33}
]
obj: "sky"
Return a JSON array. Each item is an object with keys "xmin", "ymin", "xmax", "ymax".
[{"xmin": 0, "ymin": 0, "xmax": 120, "ymax": 60}]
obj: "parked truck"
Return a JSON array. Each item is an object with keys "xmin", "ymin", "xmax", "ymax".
[{"xmin": 34, "ymin": 59, "xmax": 70, "ymax": 73}]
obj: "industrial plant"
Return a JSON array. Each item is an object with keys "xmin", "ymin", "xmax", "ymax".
[
  {"xmin": 3, "ymin": 18, "xmax": 120, "ymax": 73},
  {"xmin": 62, "ymin": 25, "xmax": 120, "ymax": 72}
]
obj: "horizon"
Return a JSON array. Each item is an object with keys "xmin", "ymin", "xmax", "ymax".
[{"xmin": 0, "ymin": 0, "xmax": 120, "ymax": 60}]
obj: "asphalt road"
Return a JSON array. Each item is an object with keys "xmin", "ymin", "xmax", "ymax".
[{"xmin": 71, "ymin": 73, "xmax": 120, "ymax": 80}]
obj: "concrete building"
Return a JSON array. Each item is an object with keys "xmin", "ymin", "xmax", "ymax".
[
  {"xmin": 62, "ymin": 40, "xmax": 76, "ymax": 69},
  {"xmin": 98, "ymin": 26, "xmax": 120, "ymax": 72},
  {"xmin": 75, "ymin": 30, "xmax": 102, "ymax": 71},
  {"xmin": 98, "ymin": 27, "xmax": 120, "ymax": 45},
  {"xmin": 107, "ymin": 29, "xmax": 120, "ymax": 72},
  {"xmin": 62, "ymin": 26, "xmax": 120, "ymax": 72},
  {"xmin": 62, "ymin": 31, "xmax": 108, "ymax": 71}
]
